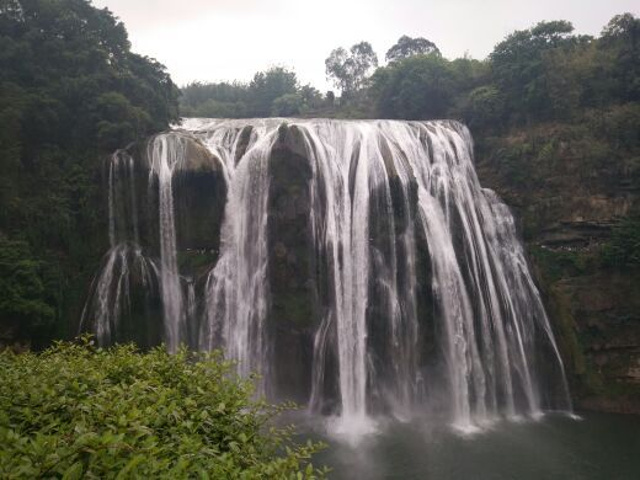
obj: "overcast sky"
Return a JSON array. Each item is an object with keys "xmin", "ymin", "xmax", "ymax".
[{"xmin": 92, "ymin": 0, "xmax": 638, "ymax": 90}]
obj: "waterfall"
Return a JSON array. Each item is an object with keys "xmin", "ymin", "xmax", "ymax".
[
  {"xmin": 197, "ymin": 120, "xmax": 276, "ymax": 396},
  {"xmin": 84, "ymin": 118, "xmax": 572, "ymax": 431},
  {"xmin": 80, "ymin": 150, "xmax": 159, "ymax": 347},
  {"xmin": 148, "ymin": 134, "xmax": 187, "ymax": 353}
]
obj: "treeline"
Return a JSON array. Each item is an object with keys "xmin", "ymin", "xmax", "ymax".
[
  {"xmin": 368, "ymin": 15, "xmax": 639, "ymax": 130},
  {"xmin": 0, "ymin": 0, "xmax": 179, "ymax": 345},
  {"xmin": 181, "ymin": 67, "xmax": 330, "ymax": 118},
  {"xmin": 181, "ymin": 13, "xmax": 639, "ymax": 131}
]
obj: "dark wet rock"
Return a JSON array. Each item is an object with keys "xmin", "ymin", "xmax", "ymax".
[{"xmin": 267, "ymin": 123, "xmax": 317, "ymax": 403}]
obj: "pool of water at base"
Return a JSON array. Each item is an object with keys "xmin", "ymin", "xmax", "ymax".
[{"xmin": 295, "ymin": 412, "xmax": 640, "ymax": 480}]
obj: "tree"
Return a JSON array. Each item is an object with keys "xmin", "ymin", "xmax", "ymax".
[
  {"xmin": 249, "ymin": 66, "xmax": 298, "ymax": 116},
  {"xmin": 0, "ymin": 0, "xmax": 180, "ymax": 346},
  {"xmin": 599, "ymin": 13, "xmax": 640, "ymax": 102},
  {"xmin": 0, "ymin": 0, "xmax": 179, "ymax": 149},
  {"xmin": 385, "ymin": 35, "xmax": 440, "ymax": 62},
  {"xmin": 299, "ymin": 84, "xmax": 324, "ymax": 110},
  {"xmin": 180, "ymin": 81, "xmax": 250, "ymax": 117},
  {"xmin": 489, "ymin": 20, "xmax": 581, "ymax": 122},
  {"xmin": 325, "ymin": 41, "xmax": 378, "ymax": 98},
  {"xmin": 461, "ymin": 85, "xmax": 505, "ymax": 129},
  {"xmin": 178, "ymin": 70, "xmax": 322, "ymax": 118},
  {"xmin": 271, "ymin": 93, "xmax": 305, "ymax": 116},
  {"xmin": 0, "ymin": 237, "xmax": 55, "ymax": 343},
  {"xmin": 370, "ymin": 54, "xmax": 456, "ymax": 119}
]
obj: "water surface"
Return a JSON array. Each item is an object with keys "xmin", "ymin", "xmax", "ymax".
[{"xmin": 306, "ymin": 412, "xmax": 640, "ymax": 479}]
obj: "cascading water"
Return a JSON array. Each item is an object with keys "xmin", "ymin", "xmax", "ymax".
[
  {"xmin": 147, "ymin": 134, "xmax": 191, "ymax": 353},
  {"xmin": 197, "ymin": 120, "xmax": 277, "ymax": 396},
  {"xmin": 83, "ymin": 118, "xmax": 572, "ymax": 436},
  {"xmin": 80, "ymin": 150, "xmax": 160, "ymax": 347}
]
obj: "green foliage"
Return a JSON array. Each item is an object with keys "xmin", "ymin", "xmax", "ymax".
[
  {"xmin": 530, "ymin": 246, "xmax": 598, "ymax": 281},
  {"xmin": 461, "ymin": 85, "xmax": 505, "ymax": 129},
  {"xmin": 180, "ymin": 81, "xmax": 247, "ymax": 117},
  {"xmin": 385, "ymin": 35, "xmax": 440, "ymax": 62},
  {"xmin": 0, "ymin": 340, "xmax": 328, "ymax": 479},
  {"xmin": 325, "ymin": 42, "xmax": 378, "ymax": 99},
  {"xmin": 180, "ymin": 13, "xmax": 638, "ymax": 125},
  {"xmin": 371, "ymin": 54, "xmax": 456, "ymax": 119},
  {"xmin": 0, "ymin": 236, "xmax": 55, "ymax": 338},
  {"xmin": 489, "ymin": 20, "xmax": 584, "ymax": 122},
  {"xmin": 179, "ymin": 68, "xmax": 326, "ymax": 119},
  {"xmin": 0, "ymin": 0, "xmax": 180, "ymax": 345},
  {"xmin": 600, "ymin": 13, "xmax": 640, "ymax": 103},
  {"xmin": 602, "ymin": 215, "xmax": 640, "ymax": 269},
  {"xmin": 272, "ymin": 93, "xmax": 306, "ymax": 116},
  {"xmin": 0, "ymin": 0, "xmax": 179, "ymax": 150},
  {"xmin": 249, "ymin": 66, "xmax": 298, "ymax": 116}
]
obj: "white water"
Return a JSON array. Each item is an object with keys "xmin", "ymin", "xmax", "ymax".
[
  {"xmin": 194, "ymin": 120, "xmax": 276, "ymax": 396},
  {"xmin": 85, "ymin": 118, "xmax": 572, "ymax": 433},
  {"xmin": 147, "ymin": 134, "xmax": 189, "ymax": 353},
  {"xmin": 80, "ymin": 150, "xmax": 158, "ymax": 346},
  {"xmin": 282, "ymin": 120, "xmax": 569, "ymax": 430}
]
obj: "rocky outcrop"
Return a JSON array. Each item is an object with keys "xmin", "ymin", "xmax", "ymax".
[
  {"xmin": 172, "ymin": 136, "xmax": 227, "ymax": 277},
  {"xmin": 127, "ymin": 133, "xmax": 226, "ymax": 277},
  {"xmin": 267, "ymin": 124, "xmax": 318, "ymax": 402}
]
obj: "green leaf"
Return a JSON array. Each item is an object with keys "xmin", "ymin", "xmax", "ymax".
[{"xmin": 62, "ymin": 461, "xmax": 84, "ymax": 480}]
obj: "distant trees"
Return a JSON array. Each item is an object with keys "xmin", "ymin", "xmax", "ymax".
[
  {"xmin": 599, "ymin": 13, "xmax": 640, "ymax": 103},
  {"xmin": 325, "ymin": 42, "xmax": 378, "ymax": 99},
  {"xmin": 179, "ymin": 12, "xmax": 639, "ymax": 127},
  {"xmin": 489, "ymin": 20, "xmax": 585, "ymax": 122},
  {"xmin": 179, "ymin": 81, "xmax": 249, "ymax": 118},
  {"xmin": 365, "ymin": 13, "xmax": 640, "ymax": 128},
  {"xmin": 371, "ymin": 54, "xmax": 456, "ymax": 119},
  {"xmin": 180, "ymin": 67, "xmax": 326, "ymax": 118},
  {"xmin": 249, "ymin": 67, "xmax": 298, "ymax": 116},
  {"xmin": 0, "ymin": 237, "xmax": 55, "ymax": 343},
  {"xmin": 385, "ymin": 35, "xmax": 440, "ymax": 62}
]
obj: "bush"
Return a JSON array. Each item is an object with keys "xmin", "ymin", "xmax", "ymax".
[
  {"xmin": 0, "ymin": 339, "xmax": 327, "ymax": 479},
  {"xmin": 0, "ymin": 236, "xmax": 55, "ymax": 341}
]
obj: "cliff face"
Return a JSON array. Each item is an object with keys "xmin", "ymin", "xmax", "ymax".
[{"xmin": 476, "ymin": 122, "xmax": 640, "ymax": 413}]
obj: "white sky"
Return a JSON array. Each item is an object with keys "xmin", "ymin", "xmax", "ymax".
[{"xmin": 92, "ymin": 0, "xmax": 639, "ymax": 90}]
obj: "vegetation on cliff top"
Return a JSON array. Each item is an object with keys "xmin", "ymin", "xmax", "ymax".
[
  {"xmin": 180, "ymin": 14, "xmax": 638, "ymax": 127},
  {"xmin": 0, "ymin": 339, "xmax": 327, "ymax": 479}
]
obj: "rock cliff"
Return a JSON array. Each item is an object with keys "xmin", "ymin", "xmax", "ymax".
[{"xmin": 476, "ymin": 123, "xmax": 640, "ymax": 413}]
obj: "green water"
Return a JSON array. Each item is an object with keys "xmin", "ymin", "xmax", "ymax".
[{"xmin": 307, "ymin": 413, "xmax": 640, "ymax": 479}]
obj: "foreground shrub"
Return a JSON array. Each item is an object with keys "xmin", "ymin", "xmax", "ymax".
[{"xmin": 0, "ymin": 339, "xmax": 327, "ymax": 479}]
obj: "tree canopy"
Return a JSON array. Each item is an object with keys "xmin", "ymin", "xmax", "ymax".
[
  {"xmin": 385, "ymin": 35, "xmax": 441, "ymax": 62},
  {"xmin": 180, "ymin": 67, "xmax": 325, "ymax": 118},
  {"xmin": 325, "ymin": 41, "xmax": 378, "ymax": 98},
  {"xmin": 0, "ymin": 0, "xmax": 180, "ymax": 343},
  {"xmin": 371, "ymin": 54, "xmax": 456, "ymax": 119},
  {"xmin": 0, "ymin": 0, "xmax": 179, "ymax": 151}
]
